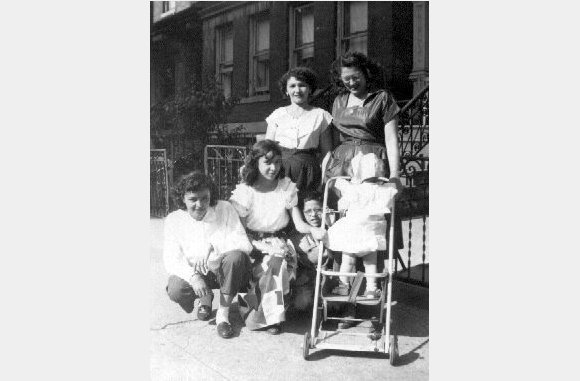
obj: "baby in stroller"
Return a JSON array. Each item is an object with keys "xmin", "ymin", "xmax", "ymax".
[{"xmin": 325, "ymin": 152, "xmax": 398, "ymax": 299}]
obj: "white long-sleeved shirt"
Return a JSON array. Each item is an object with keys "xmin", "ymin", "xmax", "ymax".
[{"xmin": 163, "ymin": 200, "xmax": 253, "ymax": 283}]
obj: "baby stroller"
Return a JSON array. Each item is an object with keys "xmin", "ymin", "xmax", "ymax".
[{"xmin": 302, "ymin": 175, "xmax": 399, "ymax": 364}]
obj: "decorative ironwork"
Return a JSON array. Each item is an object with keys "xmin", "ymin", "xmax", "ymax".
[
  {"xmin": 150, "ymin": 149, "xmax": 170, "ymax": 217},
  {"xmin": 395, "ymin": 85, "xmax": 429, "ymax": 287},
  {"xmin": 207, "ymin": 131, "xmax": 257, "ymax": 147},
  {"xmin": 204, "ymin": 145, "xmax": 251, "ymax": 201},
  {"xmin": 398, "ymin": 85, "xmax": 429, "ymax": 187}
]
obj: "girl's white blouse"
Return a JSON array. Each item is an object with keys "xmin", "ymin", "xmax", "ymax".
[
  {"xmin": 229, "ymin": 177, "xmax": 298, "ymax": 232},
  {"xmin": 265, "ymin": 106, "xmax": 333, "ymax": 149}
]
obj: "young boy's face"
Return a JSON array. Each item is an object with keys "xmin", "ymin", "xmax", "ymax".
[{"xmin": 303, "ymin": 199, "xmax": 323, "ymax": 228}]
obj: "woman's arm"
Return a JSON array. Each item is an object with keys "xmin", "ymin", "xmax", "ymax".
[
  {"xmin": 318, "ymin": 125, "xmax": 334, "ymax": 171},
  {"xmin": 319, "ymin": 126, "xmax": 333, "ymax": 158},
  {"xmin": 163, "ymin": 217, "xmax": 199, "ymax": 282},
  {"xmin": 265, "ymin": 122, "xmax": 277, "ymax": 141},
  {"xmin": 291, "ymin": 206, "xmax": 327, "ymax": 241},
  {"xmin": 384, "ymin": 117, "xmax": 402, "ymax": 191}
]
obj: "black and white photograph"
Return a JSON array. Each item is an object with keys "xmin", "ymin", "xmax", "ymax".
[
  {"xmin": 6, "ymin": 1, "xmax": 580, "ymax": 380},
  {"xmin": 150, "ymin": 1, "xmax": 429, "ymax": 379}
]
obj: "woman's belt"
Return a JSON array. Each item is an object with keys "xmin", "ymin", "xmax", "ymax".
[
  {"xmin": 246, "ymin": 224, "xmax": 293, "ymax": 241},
  {"xmin": 279, "ymin": 147, "xmax": 318, "ymax": 156},
  {"xmin": 341, "ymin": 137, "xmax": 380, "ymax": 145}
]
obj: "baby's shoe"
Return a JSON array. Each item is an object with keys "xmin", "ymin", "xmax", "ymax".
[{"xmin": 331, "ymin": 281, "xmax": 350, "ymax": 296}]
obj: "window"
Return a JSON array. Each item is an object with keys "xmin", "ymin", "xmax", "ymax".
[
  {"xmin": 337, "ymin": 1, "xmax": 368, "ymax": 56},
  {"xmin": 216, "ymin": 24, "xmax": 233, "ymax": 98},
  {"xmin": 161, "ymin": 1, "xmax": 176, "ymax": 17},
  {"xmin": 249, "ymin": 15, "xmax": 270, "ymax": 96},
  {"xmin": 289, "ymin": 4, "xmax": 314, "ymax": 68}
]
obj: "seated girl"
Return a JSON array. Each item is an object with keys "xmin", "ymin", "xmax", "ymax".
[{"xmin": 230, "ymin": 140, "xmax": 326, "ymax": 335}]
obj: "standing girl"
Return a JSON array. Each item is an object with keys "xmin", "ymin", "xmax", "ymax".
[
  {"xmin": 265, "ymin": 67, "xmax": 333, "ymax": 193},
  {"xmin": 230, "ymin": 140, "xmax": 326, "ymax": 335}
]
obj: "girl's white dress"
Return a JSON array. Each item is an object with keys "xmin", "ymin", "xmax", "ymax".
[{"xmin": 325, "ymin": 152, "xmax": 398, "ymax": 255}]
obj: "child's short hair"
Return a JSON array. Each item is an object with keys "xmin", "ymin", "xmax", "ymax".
[
  {"xmin": 298, "ymin": 190, "xmax": 323, "ymax": 211},
  {"xmin": 240, "ymin": 139, "xmax": 285, "ymax": 186},
  {"xmin": 173, "ymin": 171, "xmax": 218, "ymax": 209}
]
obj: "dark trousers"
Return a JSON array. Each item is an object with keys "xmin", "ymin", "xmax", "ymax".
[{"xmin": 166, "ymin": 251, "xmax": 251, "ymax": 313}]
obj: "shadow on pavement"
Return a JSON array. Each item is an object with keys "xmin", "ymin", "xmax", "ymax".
[
  {"xmin": 395, "ymin": 338, "xmax": 429, "ymax": 366},
  {"xmin": 306, "ymin": 349, "xmax": 390, "ymax": 362}
]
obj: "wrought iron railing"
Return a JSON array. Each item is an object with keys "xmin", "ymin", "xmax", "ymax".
[
  {"xmin": 207, "ymin": 131, "xmax": 257, "ymax": 147},
  {"xmin": 395, "ymin": 85, "xmax": 429, "ymax": 287},
  {"xmin": 150, "ymin": 149, "xmax": 170, "ymax": 218},
  {"xmin": 398, "ymin": 85, "xmax": 429, "ymax": 188},
  {"xmin": 204, "ymin": 145, "xmax": 251, "ymax": 201}
]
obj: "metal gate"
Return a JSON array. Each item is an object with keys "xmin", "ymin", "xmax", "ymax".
[
  {"xmin": 150, "ymin": 149, "xmax": 170, "ymax": 217},
  {"xmin": 204, "ymin": 145, "xmax": 251, "ymax": 201}
]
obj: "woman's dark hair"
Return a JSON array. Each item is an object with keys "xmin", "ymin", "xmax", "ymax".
[
  {"xmin": 278, "ymin": 66, "xmax": 319, "ymax": 96},
  {"xmin": 298, "ymin": 190, "xmax": 323, "ymax": 211},
  {"xmin": 173, "ymin": 171, "xmax": 218, "ymax": 209},
  {"xmin": 331, "ymin": 52, "xmax": 384, "ymax": 92},
  {"xmin": 241, "ymin": 140, "xmax": 285, "ymax": 186}
]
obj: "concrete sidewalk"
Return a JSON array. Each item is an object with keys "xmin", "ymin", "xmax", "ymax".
[{"xmin": 150, "ymin": 218, "xmax": 429, "ymax": 381}]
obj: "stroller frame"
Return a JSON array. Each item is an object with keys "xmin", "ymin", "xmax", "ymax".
[{"xmin": 302, "ymin": 176, "xmax": 398, "ymax": 364}]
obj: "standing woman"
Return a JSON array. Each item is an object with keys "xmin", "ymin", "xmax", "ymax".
[
  {"xmin": 325, "ymin": 52, "xmax": 402, "ymax": 190},
  {"xmin": 265, "ymin": 67, "xmax": 333, "ymax": 193},
  {"xmin": 324, "ymin": 52, "xmax": 404, "ymax": 304}
]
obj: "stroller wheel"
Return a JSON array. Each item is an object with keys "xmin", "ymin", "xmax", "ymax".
[
  {"xmin": 303, "ymin": 332, "xmax": 311, "ymax": 360},
  {"xmin": 389, "ymin": 335, "xmax": 398, "ymax": 365}
]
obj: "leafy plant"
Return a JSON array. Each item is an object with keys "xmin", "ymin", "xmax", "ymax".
[{"xmin": 150, "ymin": 78, "xmax": 241, "ymax": 174}]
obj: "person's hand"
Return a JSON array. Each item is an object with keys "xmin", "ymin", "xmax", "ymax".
[
  {"xmin": 388, "ymin": 176, "xmax": 404, "ymax": 196},
  {"xmin": 189, "ymin": 255, "xmax": 209, "ymax": 275},
  {"xmin": 190, "ymin": 273, "xmax": 211, "ymax": 298},
  {"xmin": 310, "ymin": 227, "xmax": 327, "ymax": 241},
  {"xmin": 188, "ymin": 244, "xmax": 213, "ymax": 275}
]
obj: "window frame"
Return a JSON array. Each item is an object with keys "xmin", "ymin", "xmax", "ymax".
[
  {"xmin": 336, "ymin": 1, "xmax": 368, "ymax": 57},
  {"xmin": 215, "ymin": 23, "xmax": 234, "ymax": 99},
  {"xmin": 289, "ymin": 3, "xmax": 315, "ymax": 69},
  {"xmin": 249, "ymin": 12, "xmax": 270, "ymax": 97},
  {"xmin": 160, "ymin": 1, "xmax": 176, "ymax": 18}
]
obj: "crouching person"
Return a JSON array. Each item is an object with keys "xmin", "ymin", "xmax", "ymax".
[{"xmin": 163, "ymin": 171, "xmax": 253, "ymax": 339}]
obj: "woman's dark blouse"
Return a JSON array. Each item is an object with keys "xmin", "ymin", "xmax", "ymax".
[{"xmin": 331, "ymin": 89, "xmax": 400, "ymax": 143}]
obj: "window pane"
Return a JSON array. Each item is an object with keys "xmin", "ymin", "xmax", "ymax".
[
  {"xmin": 302, "ymin": 45, "xmax": 314, "ymax": 59},
  {"xmin": 296, "ymin": 7, "xmax": 314, "ymax": 45},
  {"xmin": 297, "ymin": 48, "xmax": 314, "ymax": 68},
  {"xmin": 162, "ymin": 1, "xmax": 176, "ymax": 13},
  {"xmin": 221, "ymin": 73, "xmax": 232, "ymax": 98},
  {"xmin": 256, "ymin": 58, "xmax": 269, "ymax": 89},
  {"xmin": 344, "ymin": 35, "xmax": 367, "ymax": 55},
  {"xmin": 346, "ymin": 1, "xmax": 367, "ymax": 34},
  {"xmin": 256, "ymin": 19, "xmax": 270, "ymax": 52},
  {"xmin": 223, "ymin": 29, "xmax": 233, "ymax": 63}
]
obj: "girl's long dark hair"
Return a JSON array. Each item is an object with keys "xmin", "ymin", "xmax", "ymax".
[{"xmin": 241, "ymin": 140, "xmax": 285, "ymax": 186}]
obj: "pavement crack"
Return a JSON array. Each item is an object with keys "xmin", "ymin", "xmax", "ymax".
[{"xmin": 151, "ymin": 319, "xmax": 196, "ymax": 331}]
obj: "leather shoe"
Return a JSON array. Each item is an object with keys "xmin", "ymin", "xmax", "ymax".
[
  {"xmin": 197, "ymin": 305, "xmax": 212, "ymax": 321},
  {"xmin": 217, "ymin": 322, "xmax": 234, "ymax": 339},
  {"xmin": 266, "ymin": 324, "xmax": 282, "ymax": 335}
]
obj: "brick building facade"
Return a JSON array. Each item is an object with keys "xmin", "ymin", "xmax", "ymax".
[{"xmin": 151, "ymin": 1, "xmax": 429, "ymax": 135}]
